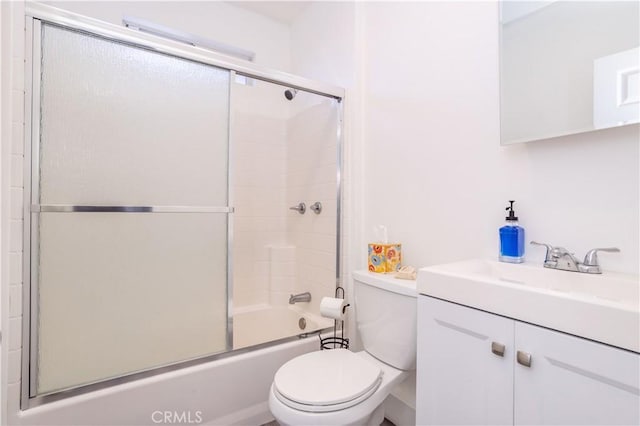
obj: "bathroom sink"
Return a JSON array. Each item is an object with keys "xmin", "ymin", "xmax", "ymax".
[{"xmin": 418, "ymin": 259, "xmax": 640, "ymax": 352}]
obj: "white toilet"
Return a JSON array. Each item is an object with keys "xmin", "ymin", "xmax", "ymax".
[{"xmin": 268, "ymin": 270, "xmax": 417, "ymax": 426}]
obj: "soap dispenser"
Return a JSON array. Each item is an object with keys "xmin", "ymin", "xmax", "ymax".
[{"xmin": 499, "ymin": 200, "xmax": 525, "ymax": 263}]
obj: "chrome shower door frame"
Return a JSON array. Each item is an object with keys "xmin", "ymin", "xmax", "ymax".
[
  {"xmin": 22, "ymin": 16, "xmax": 40, "ymax": 403},
  {"xmin": 21, "ymin": 2, "xmax": 344, "ymax": 410},
  {"xmin": 22, "ymin": 18, "xmax": 237, "ymax": 407}
]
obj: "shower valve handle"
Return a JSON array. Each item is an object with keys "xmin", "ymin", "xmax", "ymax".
[
  {"xmin": 310, "ymin": 202, "xmax": 322, "ymax": 214},
  {"xmin": 289, "ymin": 202, "xmax": 306, "ymax": 214}
]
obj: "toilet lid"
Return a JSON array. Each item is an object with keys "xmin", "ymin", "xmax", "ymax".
[{"xmin": 273, "ymin": 349, "xmax": 383, "ymax": 408}]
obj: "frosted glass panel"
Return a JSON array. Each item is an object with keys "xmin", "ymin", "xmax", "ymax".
[
  {"xmin": 34, "ymin": 24, "xmax": 231, "ymax": 396},
  {"xmin": 37, "ymin": 213, "xmax": 228, "ymax": 394},
  {"xmin": 39, "ymin": 24, "xmax": 230, "ymax": 206}
]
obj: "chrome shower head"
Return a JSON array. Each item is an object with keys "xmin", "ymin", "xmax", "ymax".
[{"xmin": 284, "ymin": 88, "xmax": 297, "ymax": 100}]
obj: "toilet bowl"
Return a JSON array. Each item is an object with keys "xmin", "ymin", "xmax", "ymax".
[
  {"xmin": 269, "ymin": 350, "xmax": 408, "ymax": 426},
  {"xmin": 268, "ymin": 271, "xmax": 417, "ymax": 426}
]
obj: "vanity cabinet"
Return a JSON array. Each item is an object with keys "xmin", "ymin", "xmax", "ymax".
[{"xmin": 416, "ymin": 296, "xmax": 640, "ymax": 425}]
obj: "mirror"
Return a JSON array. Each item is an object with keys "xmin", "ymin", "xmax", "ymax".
[{"xmin": 500, "ymin": 1, "xmax": 639, "ymax": 144}]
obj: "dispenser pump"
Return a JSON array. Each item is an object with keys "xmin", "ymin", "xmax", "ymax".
[
  {"xmin": 505, "ymin": 200, "xmax": 518, "ymax": 221},
  {"xmin": 499, "ymin": 200, "xmax": 525, "ymax": 263}
]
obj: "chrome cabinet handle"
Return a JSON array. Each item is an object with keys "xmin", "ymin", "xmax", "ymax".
[
  {"xmin": 517, "ymin": 350, "xmax": 532, "ymax": 367},
  {"xmin": 491, "ymin": 341, "xmax": 505, "ymax": 357},
  {"xmin": 310, "ymin": 202, "xmax": 322, "ymax": 214},
  {"xmin": 289, "ymin": 202, "xmax": 306, "ymax": 214}
]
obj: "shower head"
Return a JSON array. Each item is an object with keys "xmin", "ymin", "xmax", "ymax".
[{"xmin": 284, "ymin": 88, "xmax": 297, "ymax": 100}]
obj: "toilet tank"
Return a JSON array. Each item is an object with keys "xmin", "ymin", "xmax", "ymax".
[{"xmin": 352, "ymin": 271, "xmax": 417, "ymax": 370}]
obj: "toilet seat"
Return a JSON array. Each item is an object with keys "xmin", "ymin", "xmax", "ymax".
[{"xmin": 272, "ymin": 349, "xmax": 383, "ymax": 413}]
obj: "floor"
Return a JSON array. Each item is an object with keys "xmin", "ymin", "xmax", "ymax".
[{"xmin": 263, "ymin": 418, "xmax": 396, "ymax": 426}]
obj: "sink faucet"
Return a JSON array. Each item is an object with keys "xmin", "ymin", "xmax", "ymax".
[
  {"xmin": 530, "ymin": 241, "xmax": 620, "ymax": 274},
  {"xmin": 289, "ymin": 292, "xmax": 311, "ymax": 304}
]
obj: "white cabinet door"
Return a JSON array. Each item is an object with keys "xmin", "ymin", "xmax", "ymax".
[
  {"xmin": 417, "ymin": 296, "xmax": 514, "ymax": 425},
  {"xmin": 514, "ymin": 322, "xmax": 640, "ymax": 425}
]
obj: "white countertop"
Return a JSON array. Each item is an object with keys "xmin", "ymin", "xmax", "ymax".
[{"xmin": 417, "ymin": 259, "xmax": 640, "ymax": 353}]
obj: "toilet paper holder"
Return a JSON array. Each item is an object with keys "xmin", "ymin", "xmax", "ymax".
[{"xmin": 319, "ymin": 286, "xmax": 350, "ymax": 350}]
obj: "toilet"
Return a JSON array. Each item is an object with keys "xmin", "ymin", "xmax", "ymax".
[{"xmin": 268, "ymin": 270, "xmax": 417, "ymax": 426}]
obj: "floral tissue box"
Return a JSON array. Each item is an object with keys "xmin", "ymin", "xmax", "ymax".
[{"xmin": 368, "ymin": 243, "xmax": 402, "ymax": 273}]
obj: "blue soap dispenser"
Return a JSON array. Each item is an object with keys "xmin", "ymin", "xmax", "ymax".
[{"xmin": 499, "ymin": 200, "xmax": 525, "ymax": 263}]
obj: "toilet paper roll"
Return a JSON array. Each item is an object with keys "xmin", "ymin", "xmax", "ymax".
[{"xmin": 320, "ymin": 297, "xmax": 347, "ymax": 320}]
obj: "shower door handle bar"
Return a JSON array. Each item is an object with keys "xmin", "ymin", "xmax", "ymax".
[{"xmin": 32, "ymin": 205, "xmax": 235, "ymax": 213}]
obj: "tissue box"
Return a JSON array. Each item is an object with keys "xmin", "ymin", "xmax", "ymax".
[{"xmin": 368, "ymin": 243, "xmax": 402, "ymax": 273}]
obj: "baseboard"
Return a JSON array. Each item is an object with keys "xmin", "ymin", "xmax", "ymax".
[{"xmin": 384, "ymin": 394, "xmax": 416, "ymax": 426}]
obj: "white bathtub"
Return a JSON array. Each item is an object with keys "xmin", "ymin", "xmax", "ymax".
[
  {"xmin": 233, "ymin": 305, "xmax": 334, "ymax": 349},
  {"xmin": 9, "ymin": 306, "xmax": 335, "ymax": 425},
  {"xmin": 11, "ymin": 332, "xmax": 327, "ymax": 425}
]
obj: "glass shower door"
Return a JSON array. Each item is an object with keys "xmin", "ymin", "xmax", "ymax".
[
  {"xmin": 31, "ymin": 23, "xmax": 231, "ymax": 395},
  {"xmin": 231, "ymin": 76, "xmax": 340, "ymax": 348}
]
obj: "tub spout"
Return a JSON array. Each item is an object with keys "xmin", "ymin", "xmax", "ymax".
[{"xmin": 289, "ymin": 292, "xmax": 311, "ymax": 304}]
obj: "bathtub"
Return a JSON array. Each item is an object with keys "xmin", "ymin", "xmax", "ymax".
[
  {"xmin": 233, "ymin": 305, "xmax": 334, "ymax": 349},
  {"xmin": 10, "ymin": 306, "xmax": 335, "ymax": 425},
  {"xmin": 12, "ymin": 328, "xmax": 331, "ymax": 425}
]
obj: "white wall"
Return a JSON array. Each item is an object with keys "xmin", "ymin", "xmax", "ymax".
[
  {"xmin": 45, "ymin": 1, "xmax": 291, "ymax": 71},
  {"xmin": 361, "ymin": 1, "xmax": 638, "ymax": 275},
  {"xmin": 290, "ymin": 2, "xmax": 358, "ymax": 89}
]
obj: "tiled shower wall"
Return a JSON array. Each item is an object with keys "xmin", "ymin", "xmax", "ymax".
[
  {"xmin": 232, "ymin": 82, "xmax": 340, "ymax": 313},
  {"xmin": 267, "ymin": 245, "xmax": 296, "ymax": 306},
  {"xmin": 232, "ymin": 82, "xmax": 289, "ymax": 309},
  {"xmin": 3, "ymin": 0, "xmax": 26, "ymax": 420},
  {"xmin": 285, "ymin": 98, "xmax": 339, "ymax": 317}
]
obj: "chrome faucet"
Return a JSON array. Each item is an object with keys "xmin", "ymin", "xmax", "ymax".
[
  {"xmin": 530, "ymin": 241, "xmax": 620, "ymax": 274},
  {"xmin": 289, "ymin": 292, "xmax": 311, "ymax": 304}
]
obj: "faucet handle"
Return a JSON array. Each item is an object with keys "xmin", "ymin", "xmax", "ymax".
[
  {"xmin": 583, "ymin": 247, "xmax": 620, "ymax": 266},
  {"xmin": 530, "ymin": 241, "xmax": 554, "ymax": 261},
  {"xmin": 289, "ymin": 202, "xmax": 306, "ymax": 214}
]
